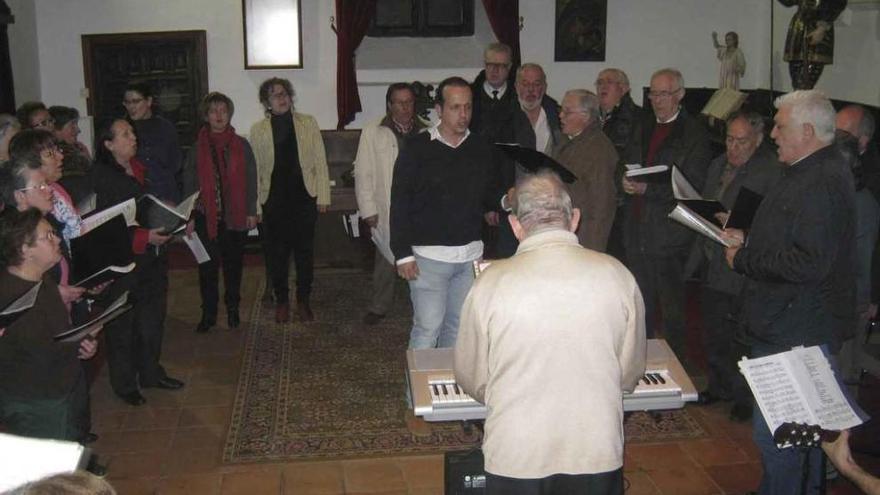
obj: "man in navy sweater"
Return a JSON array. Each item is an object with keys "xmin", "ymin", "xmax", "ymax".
[{"xmin": 390, "ymin": 76, "xmax": 501, "ymax": 349}]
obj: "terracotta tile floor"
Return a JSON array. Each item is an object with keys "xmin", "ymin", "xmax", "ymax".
[{"xmin": 82, "ymin": 268, "xmax": 874, "ymax": 494}]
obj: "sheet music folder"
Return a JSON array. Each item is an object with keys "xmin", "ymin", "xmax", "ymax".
[
  {"xmin": 0, "ymin": 281, "xmax": 41, "ymax": 328},
  {"xmin": 69, "ymin": 215, "xmax": 134, "ymax": 288},
  {"xmin": 136, "ymin": 191, "xmax": 199, "ymax": 234}
]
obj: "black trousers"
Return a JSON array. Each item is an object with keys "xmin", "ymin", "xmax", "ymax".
[
  {"xmin": 0, "ymin": 370, "xmax": 90, "ymax": 443},
  {"xmin": 194, "ymin": 213, "xmax": 247, "ymax": 318},
  {"xmin": 104, "ymin": 248, "xmax": 169, "ymax": 394},
  {"xmin": 626, "ymin": 249, "xmax": 688, "ymax": 360},
  {"xmin": 701, "ymin": 287, "xmax": 752, "ymax": 407},
  {"xmin": 262, "ymin": 197, "xmax": 317, "ymax": 302},
  {"xmin": 486, "ymin": 468, "xmax": 623, "ymax": 495}
]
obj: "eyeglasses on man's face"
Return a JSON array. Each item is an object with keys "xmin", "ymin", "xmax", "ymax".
[
  {"xmin": 648, "ymin": 88, "xmax": 681, "ymax": 99},
  {"xmin": 17, "ymin": 182, "xmax": 50, "ymax": 193}
]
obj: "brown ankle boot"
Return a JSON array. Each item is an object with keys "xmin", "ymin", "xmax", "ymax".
[
  {"xmin": 275, "ymin": 302, "xmax": 290, "ymax": 323},
  {"xmin": 297, "ymin": 299, "xmax": 314, "ymax": 322}
]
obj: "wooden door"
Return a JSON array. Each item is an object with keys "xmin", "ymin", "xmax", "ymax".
[{"xmin": 82, "ymin": 30, "xmax": 208, "ymax": 147}]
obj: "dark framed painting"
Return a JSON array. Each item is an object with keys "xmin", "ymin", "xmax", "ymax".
[{"xmin": 554, "ymin": 0, "xmax": 607, "ymax": 62}]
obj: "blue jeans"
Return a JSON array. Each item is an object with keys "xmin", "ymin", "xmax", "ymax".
[{"xmin": 407, "ymin": 255, "xmax": 475, "ymax": 349}]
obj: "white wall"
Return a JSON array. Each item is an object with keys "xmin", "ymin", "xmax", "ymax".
[
  {"xmin": 771, "ymin": 2, "xmax": 880, "ymax": 104},
  {"xmin": 7, "ymin": 0, "xmax": 41, "ymax": 104},
  {"xmin": 349, "ymin": 0, "xmax": 774, "ymax": 127},
  {"xmin": 11, "ymin": 0, "xmax": 879, "ymax": 133},
  {"xmin": 24, "ymin": 0, "xmax": 337, "ymax": 134}
]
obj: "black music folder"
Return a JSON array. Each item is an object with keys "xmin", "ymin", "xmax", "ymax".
[
  {"xmin": 70, "ymin": 215, "xmax": 135, "ymax": 288},
  {"xmin": 54, "ymin": 292, "xmax": 131, "ymax": 342},
  {"xmin": 724, "ymin": 187, "xmax": 764, "ymax": 230},
  {"xmin": 136, "ymin": 191, "xmax": 199, "ymax": 235},
  {"xmin": 495, "ymin": 143, "xmax": 577, "ymax": 183},
  {"xmin": 0, "ymin": 281, "xmax": 41, "ymax": 328}
]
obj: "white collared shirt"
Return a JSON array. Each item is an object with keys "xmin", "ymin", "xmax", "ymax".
[
  {"xmin": 656, "ymin": 109, "xmax": 681, "ymax": 124},
  {"xmin": 532, "ymin": 107, "xmax": 551, "ymax": 154},
  {"xmin": 483, "ymin": 81, "xmax": 508, "ymax": 99},
  {"xmin": 428, "ymin": 122, "xmax": 470, "ymax": 149}
]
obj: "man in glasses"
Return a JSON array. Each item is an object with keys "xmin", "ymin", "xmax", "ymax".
[
  {"xmin": 469, "ymin": 43, "xmax": 517, "ymax": 145},
  {"xmin": 469, "ymin": 43, "xmax": 519, "ymax": 257},
  {"xmin": 620, "ymin": 67, "xmax": 712, "ymax": 364},
  {"xmin": 489, "ymin": 63, "xmax": 563, "ymax": 257}
]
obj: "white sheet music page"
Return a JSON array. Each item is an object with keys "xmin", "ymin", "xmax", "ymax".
[
  {"xmin": 791, "ymin": 346, "xmax": 863, "ymax": 431},
  {"xmin": 739, "ymin": 346, "xmax": 864, "ymax": 434},
  {"xmin": 671, "ymin": 166, "xmax": 702, "ymax": 200},
  {"xmin": 0, "ymin": 433, "xmax": 85, "ymax": 491},
  {"xmin": 79, "ymin": 198, "xmax": 137, "ymax": 233},
  {"xmin": 183, "ymin": 232, "xmax": 211, "ymax": 264},
  {"xmin": 739, "ymin": 352, "xmax": 814, "ymax": 433}
]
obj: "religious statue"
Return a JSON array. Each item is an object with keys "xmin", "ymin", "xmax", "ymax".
[
  {"xmin": 712, "ymin": 31, "xmax": 746, "ymax": 90},
  {"xmin": 778, "ymin": 0, "xmax": 847, "ymax": 89}
]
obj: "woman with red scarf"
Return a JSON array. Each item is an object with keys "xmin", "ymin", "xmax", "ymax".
[{"xmin": 184, "ymin": 92, "xmax": 257, "ymax": 332}]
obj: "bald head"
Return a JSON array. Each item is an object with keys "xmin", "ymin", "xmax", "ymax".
[
  {"xmin": 510, "ymin": 171, "xmax": 580, "ymax": 239},
  {"xmin": 836, "ymin": 105, "xmax": 875, "ymax": 154}
]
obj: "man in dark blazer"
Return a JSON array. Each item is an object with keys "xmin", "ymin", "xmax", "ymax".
[
  {"xmin": 620, "ymin": 68, "xmax": 713, "ymax": 362},
  {"xmin": 723, "ymin": 89, "xmax": 855, "ymax": 495},
  {"xmin": 690, "ymin": 111, "xmax": 782, "ymax": 421},
  {"xmin": 491, "ymin": 63, "xmax": 563, "ymax": 257}
]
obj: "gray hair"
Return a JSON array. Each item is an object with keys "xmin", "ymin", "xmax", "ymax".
[
  {"xmin": 651, "ymin": 68, "xmax": 685, "ymax": 90},
  {"xmin": 0, "ymin": 154, "xmax": 42, "ymax": 207},
  {"xmin": 597, "ymin": 68, "xmax": 630, "ymax": 91},
  {"xmin": 516, "ymin": 63, "xmax": 547, "ymax": 85},
  {"xmin": 484, "ymin": 42, "xmax": 512, "ymax": 62},
  {"xmin": 775, "ymin": 90, "xmax": 836, "ymax": 144},
  {"xmin": 726, "ymin": 110, "xmax": 765, "ymax": 136},
  {"xmin": 512, "ymin": 171, "xmax": 574, "ymax": 235},
  {"xmin": 564, "ymin": 89, "xmax": 601, "ymax": 123}
]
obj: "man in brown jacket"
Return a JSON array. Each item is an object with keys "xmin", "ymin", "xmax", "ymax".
[{"xmin": 554, "ymin": 89, "xmax": 619, "ymax": 251}]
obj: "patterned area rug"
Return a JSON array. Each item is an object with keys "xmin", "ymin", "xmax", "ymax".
[{"xmin": 223, "ymin": 270, "xmax": 705, "ymax": 463}]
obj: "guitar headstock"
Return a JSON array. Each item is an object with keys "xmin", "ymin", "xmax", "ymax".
[{"xmin": 773, "ymin": 422, "xmax": 839, "ymax": 449}]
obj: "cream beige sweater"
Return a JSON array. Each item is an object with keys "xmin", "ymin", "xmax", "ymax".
[{"xmin": 454, "ymin": 229, "xmax": 646, "ymax": 478}]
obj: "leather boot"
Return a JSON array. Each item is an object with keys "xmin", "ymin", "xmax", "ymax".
[
  {"xmin": 297, "ymin": 299, "xmax": 314, "ymax": 322},
  {"xmin": 275, "ymin": 302, "xmax": 290, "ymax": 323},
  {"xmin": 196, "ymin": 313, "xmax": 216, "ymax": 333}
]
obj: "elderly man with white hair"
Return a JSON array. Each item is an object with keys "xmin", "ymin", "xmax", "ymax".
[
  {"xmin": 554, "ymin": 89, "xmax": 619, "ymax": 252},
  {"xmin": 723, "ymin": 90, "xmax": 856, "ymax": 495},
  {"xmin": 455, "ymin": 171, "xmax": 645, "ymax": 494}
]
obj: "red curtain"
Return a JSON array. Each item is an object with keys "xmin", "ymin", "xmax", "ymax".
[
  {"xmin": 481, "ymin": 0, "xmax": 521, "ymax": 66},
  {"xmin": 335, "ymin": 0, "xmax": 376, "ymax": 129}
]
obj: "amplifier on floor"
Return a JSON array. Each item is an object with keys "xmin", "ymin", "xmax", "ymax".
[{"xmin": 445, "ymin": 448, "xmax": 486, "ymax": 494}]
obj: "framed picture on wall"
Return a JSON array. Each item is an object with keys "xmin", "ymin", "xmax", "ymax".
[
  {"xmin": 554, "ymin": 0, "xmax": 607, "ymax": 62},
  {"xmin": 242, "ymin": 0, "xmax": 303, "ymax": 69}
]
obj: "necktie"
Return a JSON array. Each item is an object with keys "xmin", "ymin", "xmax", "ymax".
[{"xmin": 492, "ymin": 90, "xmax": 499, "ymax": 100}]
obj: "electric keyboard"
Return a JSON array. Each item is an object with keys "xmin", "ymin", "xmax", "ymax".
[{"xmin": 406, "ymin": 338, "xmax": 698, "ymax": 422}]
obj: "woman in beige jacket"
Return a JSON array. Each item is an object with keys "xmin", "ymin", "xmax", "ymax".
[{"xmin": 249, "ymin": 78, "xmax": 330, "ymax": 324}]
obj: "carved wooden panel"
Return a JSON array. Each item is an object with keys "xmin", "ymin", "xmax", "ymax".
[{"xmin": 82, "ymin": 30, "xmax": 208, "ymax": 147}]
